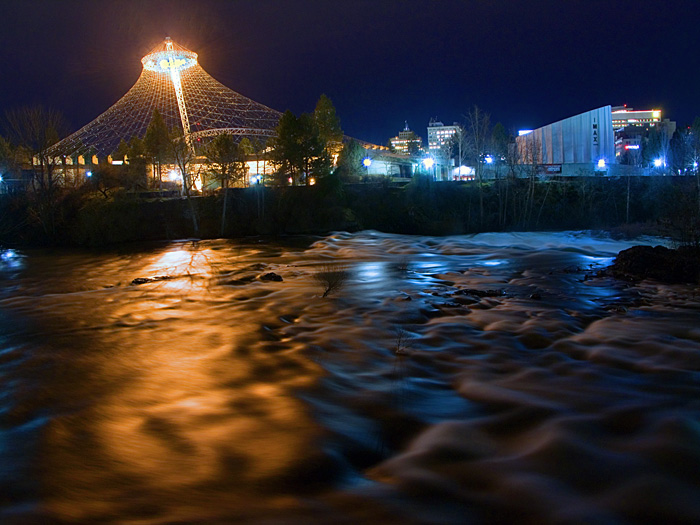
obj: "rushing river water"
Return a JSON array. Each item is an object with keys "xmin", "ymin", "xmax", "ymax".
[{"xmin": 1, "ymin": 231, "xmax": 699, "ymax": 524}]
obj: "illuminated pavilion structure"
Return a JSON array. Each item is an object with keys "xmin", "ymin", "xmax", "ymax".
[{"xmin": 50, "ymin": 37, "xmax": 281, "ymax": 159}]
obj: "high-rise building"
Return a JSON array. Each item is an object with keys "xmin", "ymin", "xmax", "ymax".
[
  {"xmin": 427, "ymin": 119, "xmax": 460, "ymax": 159},
  {"xmin": 389, "ymin": 122, "xmax": 423, "ymax": 155},
  {"xmin": 612, "ymin": 106, "xmax": 676, "ymax": 162}
]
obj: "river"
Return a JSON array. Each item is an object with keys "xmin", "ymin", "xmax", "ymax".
[{"xmin": 1, "ymin": 231, "xmax": 699, "ymax": 524}]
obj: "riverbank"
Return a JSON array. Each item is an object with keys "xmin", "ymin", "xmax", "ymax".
[{"xmin": 0, "ymin": 175, "xmax": 697, "ymax": 248}]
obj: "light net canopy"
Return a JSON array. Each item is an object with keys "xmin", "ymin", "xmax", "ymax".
[{"xmin": 52, "ymin": 37, "xmax": 282, "ymax": 157}]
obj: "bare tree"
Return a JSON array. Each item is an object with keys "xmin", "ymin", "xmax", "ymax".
[
  {"xmin": 169, "ymin": 128, "xmax": 200, "ymax": 236},
  {"xmin": 313, "ymin": 263, "xmax": 349, "ymax": 298},
  {"xmin": 4, "ymin": 105, "xmax": 70, "ymax": 236},
  {"xmin": 463, "ymin": 106, "xmax": 491, "ymax": 225},
  {"xmin": 205, "ymin": 133, "xmax": 247, "ymax": 236}
]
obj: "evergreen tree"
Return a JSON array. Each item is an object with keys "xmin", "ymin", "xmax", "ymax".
[
  {"xmin": 334, "ymin": 139, "xmax": 365, "ymax": 183},
  {"xmin": 144, "ymin": 109, "xmax": 170, "ymax": 188},
  {"xmin": 205, "ymin": 134, "xmax": 246, "ymax": 189},
  {"xmin": 314, "ymin": 94, "xmax": 343, "ymax": 156},
  {"xmin": 272, "ymin": 110, "xmax": 330, "ymax": 185}
]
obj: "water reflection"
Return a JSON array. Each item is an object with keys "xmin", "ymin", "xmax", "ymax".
[{"xmin": 1, "ymin": 232, "xmax": 697, "ymax": 524}]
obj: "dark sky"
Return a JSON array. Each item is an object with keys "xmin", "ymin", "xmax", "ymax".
[{"xmin": 1, "ymin": 0, "xmax": 699, "ymax": 145}]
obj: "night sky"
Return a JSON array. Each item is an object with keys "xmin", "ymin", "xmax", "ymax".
[{"xmin": 2, "ymin": 0, "xmax": 699, "ymax": 146}]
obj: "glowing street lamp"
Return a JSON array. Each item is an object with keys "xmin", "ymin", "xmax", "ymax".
[
  {"xmin": 597, "ymin": 158, "xmax": 606, "ymax": 169},
  {"xmin": 423, "ymin": 157, "xmax": 436, "ymax": 179},
  {"xmin": 363, "ymin": 157, "xmax": 372, "ymax": 176},
  {"xmin": 85, "ymin": 170, "xmax": 92, "ymax": 178},
  {"xmin": 485, "ymin": 155, "xmax": 494, "ymax": 164},
  {"xmin": 653, "ymin": 158, "xmax": 664, "ymax": 168}
]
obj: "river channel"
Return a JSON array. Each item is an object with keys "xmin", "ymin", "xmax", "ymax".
[{"xmin": 1, "ymin": 231, "xmax": 699, "ymax": 524}]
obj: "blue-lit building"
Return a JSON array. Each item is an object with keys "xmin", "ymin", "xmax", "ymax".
[{"xmin": 515, "ymin": 106, "xmax": 615, "ymax": 176}]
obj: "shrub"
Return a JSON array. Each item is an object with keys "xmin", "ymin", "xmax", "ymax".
[{"xmin": 313, "ymin": 263, "xmax": 349, "ymax": 298}]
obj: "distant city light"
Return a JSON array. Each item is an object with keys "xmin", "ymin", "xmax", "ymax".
[
  {"xmin": 86, "ymin": 171, "xmax": 92, "ymax": 177},
  {"xmin": 654, "ymin": 158, "xmax": 664, "ymax": 167},
  {"xmin": 362, "ymin": 158, "xmax": 372, "ymax": 167},
  {"xmin": 485, "ymin": 155, "xmax": 494, "ymax": 164},
  {"xmin": 423, "ymin": 157, "xmax": 435, "ymax": 169},
  {"xmin": 0, "ymin": 175, "xmax": 3, "ymax": 182},
  {"xmin": 309, "ymin": 177, "xmax": 316, "ymax": 185},
  {"xmin": 694, "ymin": 161, "xmax": 698, "ymax": 169},
  {"xmin": 597, "ymin": 159, "xmax": 606, "ymax": 169}
]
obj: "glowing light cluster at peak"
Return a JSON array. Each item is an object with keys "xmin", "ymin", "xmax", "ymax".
[{"xmin": 142, "ymin": 52, "xmax": 197, "ymax": 73}]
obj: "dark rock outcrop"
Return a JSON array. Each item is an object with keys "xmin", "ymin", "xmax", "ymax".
[
  {"xmin": 610, "ymin": 245, "xmax": 699, "ymax": 284},
  {"xmin": 259, "ymin": 272, "xmax": 283, "ymax": 282}
]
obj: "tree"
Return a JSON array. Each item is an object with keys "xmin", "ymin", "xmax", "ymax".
[
  {"xmin": 0, "ymin": 135, "xmax": 16, "ymax": 179},
  {"xmin": 3, "ymin": 105, "xmax": 70, "ymax": 236},
  {"xmin": 314, "ymin": 94, "xmax": 343, "ymax": 157},
  {"xmin": 206, "ymin": 134, "xmax": 247, "ymax": 189},
  {"xmin": 168, "ymin": 127, "xmax": 199, "ymax": 236},
  {"xmin": 125, "ymin": 136, "xmax": 149, "ymax": 190},
  {"xmin": 144, "ymin": 109, "xmax": 170, "ymax": 189},
  {"xmin": 4, "ymin": 105, "xmax": 69, "ymax": 193},
  {"xmin": 205, "ymin": 133, "xmax": 248, "ymax": 236},
  {"xmin": 491, "ymin": 122, "xmax": 511, "ymax": 227},
  {"xmin": 89, "ymin": 164, "xmax": 122, "ymax": 198},
  {"xmin": 300, "ymin": 112, "xmax": 332, "ymax": 183},
  {"xmin": 463, "ymin": 106, "xmax": 492, "ymax": 225},
  {"xmin": 271, "ymin": 110, "xmax": 330, "ymax": 186},
  {"xmin": 107, "ymin": 137, "xmax": 148, "ymax": 192},
  {"xmin": 272, "ymin": 110, "xmax": 302, "ymax": 185},
  {"xmin": 334, "ymin": 139, "xmax": 365, "ymax": 183}
]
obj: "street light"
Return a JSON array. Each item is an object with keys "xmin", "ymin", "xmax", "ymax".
[
  {"xmin": 423, "ymin": 157, "xmax": 435, "ymax": 178},
  {"xmin": 363, "ymin": 157, "xmax": 372, "ymax": 176}
]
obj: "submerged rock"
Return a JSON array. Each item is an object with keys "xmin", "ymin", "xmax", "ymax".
[
  {"xmin": 259, "ymin": 272, "xmax": 283, "ymax": 282},
  {"xmin": 130, "ymin": 276, "xmax": 174, "ymax": 285},
  {"xmin": 610, "ymin": 245, "xmax": 700, "ymax": 284}
]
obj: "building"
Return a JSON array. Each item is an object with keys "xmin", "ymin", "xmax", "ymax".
[
  {"xmin": 427, "ymin": 119, "xmax": 460, "ymax": 160},
  {"xmin": 612, "ymin": 106, "xmax": 676, "ymax": 164},
  {"xmin": 389, "ymin": 122, "xmax": 423, "ymax": 155},
  {"xmin": 515, "ymin": 106, "xmax": 615, "ymax": 175}
]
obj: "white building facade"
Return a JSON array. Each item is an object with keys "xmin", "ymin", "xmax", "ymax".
[{"xmin": 516, "ymin": 106, "xmax": 615, "ymax": 175}]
